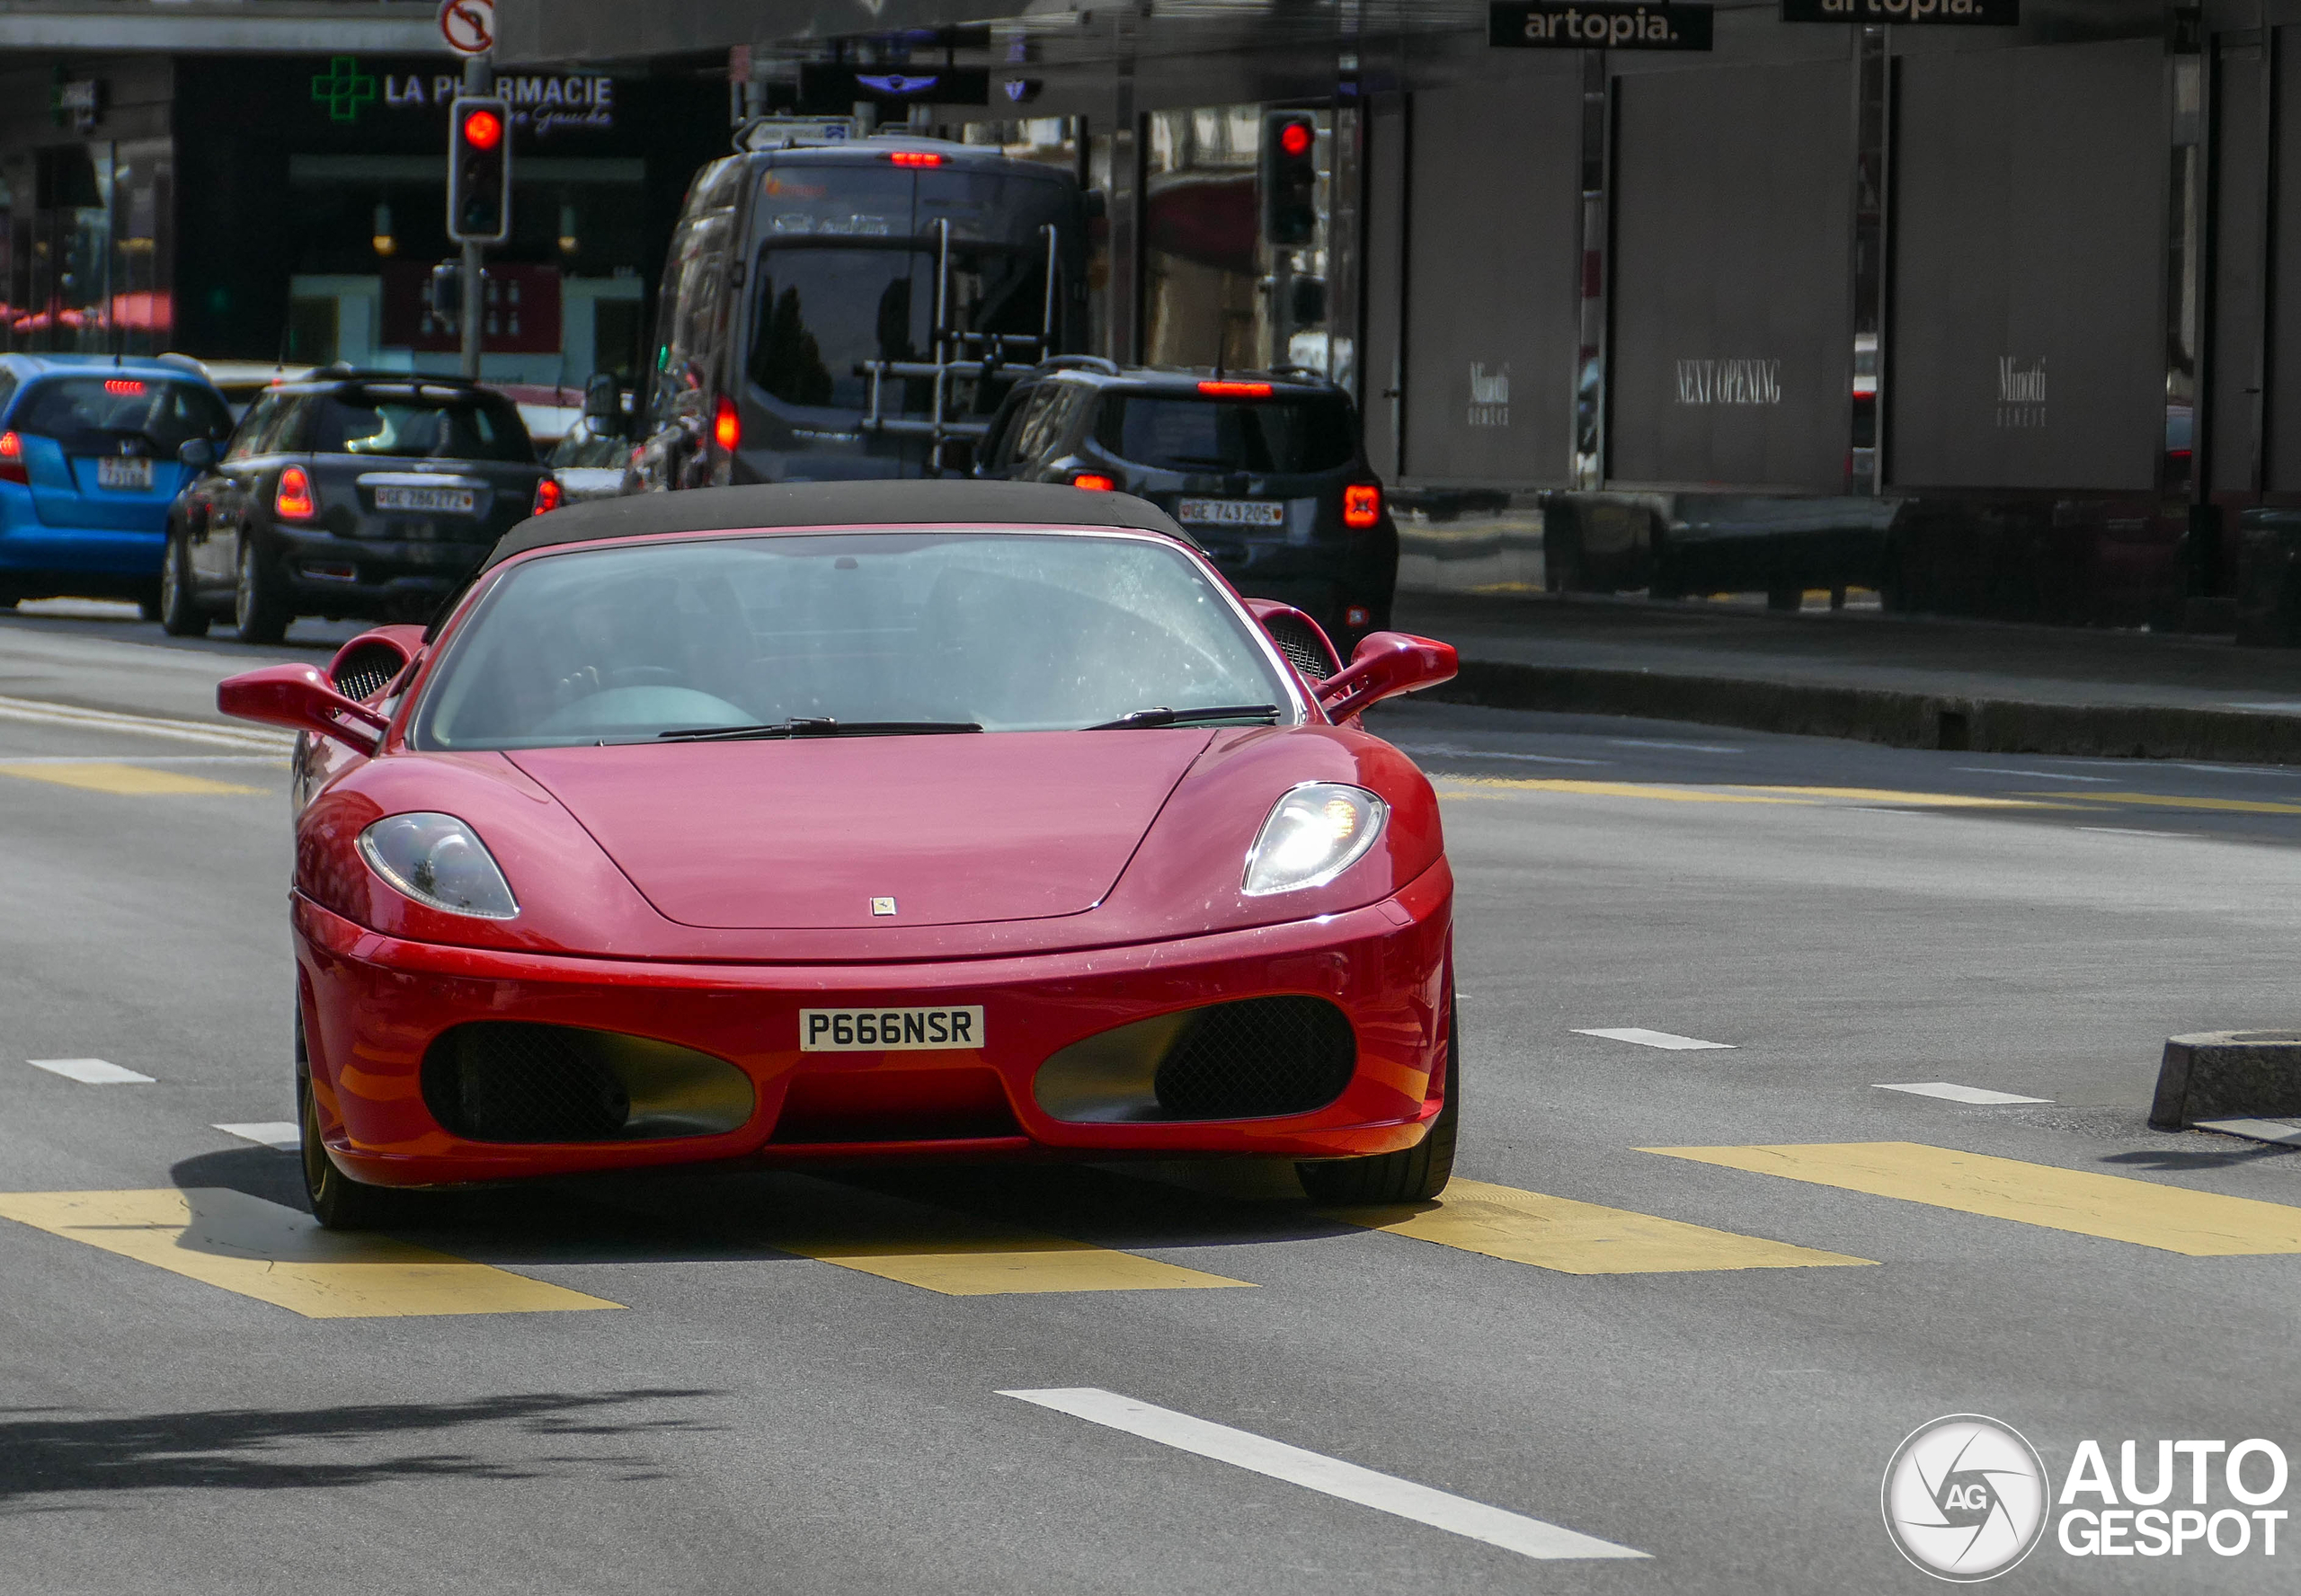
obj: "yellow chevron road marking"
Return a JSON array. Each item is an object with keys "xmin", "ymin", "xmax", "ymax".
[
  {"xmin": 1641, "ymin": 1142, "xmax": 2301, "ymax": 1256},
  {"xmin": 0, "ymin": 1188, "xmax": 620, "ymax": 1317},
  {"xmin": 1323, "ymin": 1177, "xmax": 1873, "ymax": 1274},
  {"xmin": 0, "ymin": 762, "xmax": 265, "ymax": 796}
]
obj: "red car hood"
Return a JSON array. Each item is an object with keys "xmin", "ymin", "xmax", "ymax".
[{"xmin": 508, "ymin": 732, "xmax": 1212, "ymax": 930}]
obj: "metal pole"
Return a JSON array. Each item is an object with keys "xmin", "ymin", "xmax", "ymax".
[{"xmin": 460, "ymin": 52, "xmax": 490, "ymax": 379}]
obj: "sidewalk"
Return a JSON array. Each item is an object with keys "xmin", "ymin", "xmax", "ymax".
[{"xmin": 1392, "ymin": 590, "xmax": 2301, "ymax": 764}]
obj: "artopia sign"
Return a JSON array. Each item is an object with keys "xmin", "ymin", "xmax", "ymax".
[{"xmin": 1781, "ymin": 0, "xmax": 2019, "ymax": 22}]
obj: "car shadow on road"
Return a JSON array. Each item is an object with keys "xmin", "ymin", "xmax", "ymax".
[
  {"xmin": 168, "ymin": 1146, "xmax": 1368, "ymax": 1267},
  {"xmin": 0, "ymin": 1388, "xmax": 719, "ymax": 1505}
]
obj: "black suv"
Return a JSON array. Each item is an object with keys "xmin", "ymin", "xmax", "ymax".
[
  {"xmin": 975, "ymin": 360, "xmax": 1396, "ymax": 651},
  {"xmin": 160, "ymin": 369, "xmax": 547, "ymax": 643}
]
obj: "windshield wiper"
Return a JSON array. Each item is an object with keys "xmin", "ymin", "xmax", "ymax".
[
  {"xmin": 657, "ymin": 718, "xmax": 982, "ymax": 743},
  {"xmin": 1087, "ymin": 704, "xmax": 1281, "ymax": 731}
]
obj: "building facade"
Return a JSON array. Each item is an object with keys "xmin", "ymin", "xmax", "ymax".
[{"xmin": 500, "ymin": 0, "xmax": 2296, "ymax": 627}]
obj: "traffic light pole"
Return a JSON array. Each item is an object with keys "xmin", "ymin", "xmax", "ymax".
[{"xmin": 459, "ymin": 52, "xmax": 489, "ymax": 379}]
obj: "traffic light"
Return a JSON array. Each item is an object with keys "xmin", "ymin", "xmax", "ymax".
[
  {"xmin": 1260, "ymin": 112, "xmax": 1319, "ymax": 247},
  {"xmin": 448, "ymin": 96, "xmax": 511, "ymax": 244}
]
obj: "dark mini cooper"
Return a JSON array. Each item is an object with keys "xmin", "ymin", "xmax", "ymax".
[
  {"xmin": 975, "ymin": 361, "xmax": 1397, "ymax": 652},
  {"xmin": 161, "ymin": 369, "xmax": 547, "ymax": 642}
]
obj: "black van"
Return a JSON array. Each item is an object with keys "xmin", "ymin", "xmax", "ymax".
[{"xmin": 628, "ymin": 130, "xmax": 1090, "ymax": 492}]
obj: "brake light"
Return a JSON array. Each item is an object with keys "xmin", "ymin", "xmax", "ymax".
[
  {"xmin": 713, "ymin": 394, "xmax": 741, "ymax": 452},
  {"xmin": 1071, "ymin": 473, "xmax": 1115, "ymax": 492},
  {"xmin": 0, "ymin": 430, "xmax": 24, "ymax": 486},
  {"xmin": 1343, "ymin": 483, "xmax": 1381, "ymax": 529},
  {"xmin": 102, "ymin": 378, "xmax": 145, "ymax": 396},
  {"xmin": 1198, "ymin": 380, "xmax": 1274, "ymax": 399},
  {"xmin": 889, "ymin": 151, "xmax": 945, "ymax": 168},
  {"xmin": 274, "ymin": 465, "xmax": 315, "ymax": 520},
  {"xmin": 532, "ymin": 477, "xmax": 564, "ymax": 516}
]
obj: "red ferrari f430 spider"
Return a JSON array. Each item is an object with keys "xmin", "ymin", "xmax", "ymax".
[{"xmin": 218, "ymin": 482, "xmax": 1460, "ymax": 1228}]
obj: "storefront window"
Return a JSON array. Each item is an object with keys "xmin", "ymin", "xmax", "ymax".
[{"xmin": 1142, "ymin": 104, "xmax": 1340, "ymax": 381}]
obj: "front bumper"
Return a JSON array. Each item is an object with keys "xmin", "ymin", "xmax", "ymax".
[{"xmin": 296, "ymin": 864, "xmax": 1453, "ymax": 1188}]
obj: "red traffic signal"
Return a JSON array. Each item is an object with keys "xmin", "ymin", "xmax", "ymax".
[
  {"xmin": 1261, "ymin": 112, "xmax": 1319, "ymax": 248},
  {"xmin": 448, "ymin": 95, "xmax": 511, "ymax": 244}
]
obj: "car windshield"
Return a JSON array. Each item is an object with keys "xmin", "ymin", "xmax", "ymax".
[
  {"xmin": 747, "ymin": 244, "xmax": 1049, "ymax": 412},
  {"xmin": 312, "ymin": 389, "xmax": 534, "ymax": 462},
  {"xmin": 413, "ymin": 530, "xmax": 1292, "ymax": 749},
  {"xmin": 11, "ymin": 376, "xmax": 230, "ymax": 456},
  {"xmin": 1094, "ymin": 394, "xmax": 1356, "ymax": 474}
]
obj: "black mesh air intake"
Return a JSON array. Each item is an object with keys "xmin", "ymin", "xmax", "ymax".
[
  {"xmin": 1151, "ymin": 997, "xmax": 1356, "ymax": 1119},
  {"xmin": 331, "ymin": 642, "xmax": 407, "ymax": 703},
  {"xmin": 423, "ymin": 1023, "xmax": 632, "ymax": 1143},
  {"xmin": 1263, "ymin": 613, "xmax": 1337, "ymax": 680}
]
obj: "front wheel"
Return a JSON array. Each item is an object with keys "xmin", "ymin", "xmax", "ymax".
[
  {"xmin": 1296, "ymin": 988, "xmax": 1459, "ymax": 1205},
  {"xmin": 299, "ymin": 1023, "xmax": 428, "ymax": 1231},
  {"xmin": 157, "ymin": 534, "xmax": 209, "ymax": 636},
  {"xmin": 235, "ymin": 536, "xmax": 293, "ymax": 644}
]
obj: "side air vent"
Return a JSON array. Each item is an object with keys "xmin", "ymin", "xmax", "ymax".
[
  {"xmin": 1262, "ymin": 612, "xmax": 1337, "ymax": 680},
  {"xmin": 1033, "ymin": 996, "xmax": 1357, "ymax": 1122},
  {"xmin": 331, "ymin": 641, "xmax": 407, "ymax": 702},
  {"xmin": 422, "ymin": 1022, "xmax": 754, "ymax": 1144}
]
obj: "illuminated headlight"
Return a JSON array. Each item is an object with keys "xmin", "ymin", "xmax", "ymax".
[
  {"xmin": 356, "ymin": 812, "xmax": 520, "ymax": 919},
  {"xmin": 1243, "ymin": 783, "xmax": 1387, "ymax": 896}
]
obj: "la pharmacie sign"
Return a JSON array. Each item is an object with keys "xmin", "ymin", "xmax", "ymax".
[{"xmin": 1488, "ymin": 2, "xmax": 1713, "ymax": 50}]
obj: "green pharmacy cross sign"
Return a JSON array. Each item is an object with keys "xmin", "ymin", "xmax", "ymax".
[{"xmin": 312, "ymin": 56, "xmax": 379, "ymax": 124}]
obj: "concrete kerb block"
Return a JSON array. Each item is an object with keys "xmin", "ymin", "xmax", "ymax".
[{"xmin": 2149, "ymin": 1031, "xmax": 2301, "ymax": 1130}]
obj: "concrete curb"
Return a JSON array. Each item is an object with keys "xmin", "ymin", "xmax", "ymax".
[
  {"xmin": 1430, "ymin": 660, "xmax": 2301, "ymax": 764},
  {"xmin": 2150, "ymin": 1032, "xmax": 2301, "ymax": 1129}
]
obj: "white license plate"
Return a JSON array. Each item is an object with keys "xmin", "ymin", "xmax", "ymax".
[
  {"xmin": 801, "ymin": 1006, "xmax": 984, "ymax": 1051},
  {"xmin": 95, "ymin": 457, "xmax": 152, "ymax": 492},
  {"xmin": 375, "ymin": 485, "xmax": 475, "ymax": 515},
  {"xmin": 1177, "ymin": 498, "xmax": 1284, "ymax": 528}
]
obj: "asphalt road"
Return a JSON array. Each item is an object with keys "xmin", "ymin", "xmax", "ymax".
[{"xmin": 5, "ymin": 604, "xmax": 2301, "ymax": 1594}]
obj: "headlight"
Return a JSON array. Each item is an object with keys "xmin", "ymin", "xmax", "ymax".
[
  {"xmin": 1243, "ymin": 783, "xmax": 1387, "ymax": 896},
  {"xmin": 356, "ymin": 812, "xmax": 520, "ymax": 919}
]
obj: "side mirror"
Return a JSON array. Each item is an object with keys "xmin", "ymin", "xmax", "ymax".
[
  {"xmin": 178, "ymin": 437, "xmax": 217, "ymax": 472},
  {"xmin": 1245, "ymin": 598, "xmax": 1342, "ymax": 682},
  {"xmin": 1316, "ymin": 632, "xmax": 1458, "ymax": 723},
  {"xmin": 218, "ymin": 662, "xmax": 388, "ymax": 756}
]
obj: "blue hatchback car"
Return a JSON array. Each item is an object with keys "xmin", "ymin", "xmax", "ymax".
[{"xmin": 0, "ymin": 355, "xmax": 233, "ymax": 614}]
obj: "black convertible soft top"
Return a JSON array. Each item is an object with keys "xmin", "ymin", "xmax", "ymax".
[{"xmin": 478, "ymin": 480, "xmax": 1189, "ymax": 573}]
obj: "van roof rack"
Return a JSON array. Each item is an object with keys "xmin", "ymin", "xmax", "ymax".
[{"xmin": 1035, "ymin": 355, "xmax": 1121, "ymax": 376}]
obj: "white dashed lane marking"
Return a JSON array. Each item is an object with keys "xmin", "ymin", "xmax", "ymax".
[
  {"xmin": 0, "ymin": 694, "xmax": 292, "ymax": 751},
  {"xmin": 1000, "ymin": 1388, "xmax": 1648, "ymax": 1562},
  {"xmin": 1573, "ymin": 1028, "xmax": 1736, "ymax": 1052},
  {"xmin": 29, "ymin": 1058, "xmax": 154, "ymax": 1084},
  {"xmin": 1607, "ymin": 738, "xmax": 1742, "ymax": 753},
  {"xmin": 1956, "ymin": 767, "xmax": 2112, "ymax": 782},
  {"xmin": 1393, "ymin": 742, "xmax": 1608, "ymax": 767},
  {"xmin": 1875, "ymin": 1082, "xmax": 2051, "ymax": 1105},
  {"xmin": 214, "ymin": 1122, "xmax": 300, "ymax": 1150}
]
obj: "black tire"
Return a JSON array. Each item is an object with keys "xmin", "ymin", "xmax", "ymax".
[
  {"xmin": 1297, "ymin": 989, "xmax": 1460, "ymax": 1205},
  {"xmin": 298, "ymin": 1018, "xmax": 425, "ymax": 1231},
  {"xmin": 157, "ymin": 535, "xmax": 209, "ymax": 636},
  {"xmin": 1764, "ymin": 581, "xmax": 1805, "ymax": 612},
  {"xmin": 235, "ymin": 535, "xmax": 293, "ymax": 644}
]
